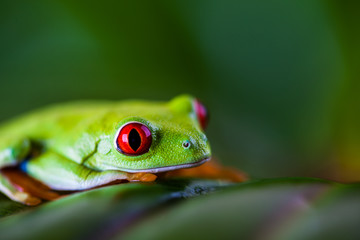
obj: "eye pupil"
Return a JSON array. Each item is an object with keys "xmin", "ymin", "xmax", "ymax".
[{"xmin": 128, "ymin": 129, "xmax": 141, "ymax": 151}]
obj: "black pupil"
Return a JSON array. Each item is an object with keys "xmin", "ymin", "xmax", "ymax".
[{"xmin": 128, "ymin": 128, "xmax": 141, "ymax": 151}]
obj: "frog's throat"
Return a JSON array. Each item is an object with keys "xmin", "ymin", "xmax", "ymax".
[{"xmin": 120, "ymin": 157, "xmax": 211, "ymax": 173}]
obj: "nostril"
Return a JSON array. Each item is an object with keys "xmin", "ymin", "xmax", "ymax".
[{"xmin": 182, "ymin": 140, "xmax": 191, "ymax": 149}]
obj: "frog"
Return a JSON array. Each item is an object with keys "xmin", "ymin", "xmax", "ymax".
[{"xmin": 0, "ymin": 95, "xmax": 246, "ymax": 205}]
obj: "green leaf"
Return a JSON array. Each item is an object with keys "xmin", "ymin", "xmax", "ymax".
[
  {"xmin": 0, "ymin": 179, "xmax": 229, "ymax": 240},
  {"xmin": 120, "ymin": 179, "xmax": 359, "ymax": 240},
  {"xmin": 0, "ymin": 178, "xmax": 359, "ymax": 240}
]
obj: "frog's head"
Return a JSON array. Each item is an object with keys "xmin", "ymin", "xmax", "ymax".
[{"xmin": 92, "ymin": 95, "xmax": 211, "ymax": 173}]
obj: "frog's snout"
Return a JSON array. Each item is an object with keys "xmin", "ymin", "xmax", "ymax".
[
  {"xmin": 181, "ymin": 133, "xmax": 211, "ymax": 162},
  {"xmin": 181, "ymin": 133, "xmax": 208, "ymax": 150}
]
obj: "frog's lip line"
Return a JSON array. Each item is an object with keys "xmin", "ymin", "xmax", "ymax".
[{"xmin": 119, "ymin": 157, "xmax": 211, "ymax": 173}]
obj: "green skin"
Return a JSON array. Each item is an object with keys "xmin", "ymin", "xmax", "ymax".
[{"xmin": 0, "ymin": 95, "xmax": 211, "ymax": 203}]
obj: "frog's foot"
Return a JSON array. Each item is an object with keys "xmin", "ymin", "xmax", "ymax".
[
  {"xmin": 8, "ymin": 191, "xmax": 41, "ymax": 206},
  {"xmin": 127, "ymin": 172, "xmax": 158, "ymax": 182},
  {"xmin": 1, "ymin": 168, "xmax": 61, "ymax": 206},
  {"xmin": 0, "ymin": 170, "xmax": 41, "ymax": 206},
  {"xmin": 160, "ymin": 158, "xmax": 248, "ymax": 182},
  {"xmin": 0, "ymin": 167, "xmax": 158, "ymax": 205}
]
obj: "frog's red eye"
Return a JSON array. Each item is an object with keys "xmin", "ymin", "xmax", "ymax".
[
  {"xmin": 194, "ymin": 99, "xmax": 209, "ymax": 130},
  {"xmin": 116, "ymin": 122, "xmax": 152, "ymax": 156}
]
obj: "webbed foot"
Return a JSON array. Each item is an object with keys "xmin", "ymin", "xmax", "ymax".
[{"xmin": 1, "ymin": 168, "xmax": 61, "ymax": 206}]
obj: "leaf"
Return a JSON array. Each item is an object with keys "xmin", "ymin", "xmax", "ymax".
[
  {"xmin": 119, "ymin": 179, "xmax": 360, "ymax": 240},
  {"xmin": 0, "ymin": 194, "xmax": 30, "ymax": 218},
  {"xmin": 0, "ymin": 179, "xmax": 229, "ymax": 240},
  {"xmin": 0, "ymin": 178, "xmax": 359, "ymax": 240}
]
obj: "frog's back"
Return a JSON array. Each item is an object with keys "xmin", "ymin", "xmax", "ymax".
[
  {"xmin": 0, "ymin": 101, "xmax": 115, "ymax": 140},
  {"xmin": 0, "ymin": 99, "xmax": 167, "ymax": 141},
  {"xmin": 0, "ymin": 101, "xmax": 122, "ymax": 169},
  {"xmin": 0, "ymin": 99, "xmax": 170, "ymax": 169}
]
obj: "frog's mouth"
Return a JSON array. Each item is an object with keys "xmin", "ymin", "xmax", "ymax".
[{"xmin": 120, "ymin": 157, "xmax": 211, "ymax": 173}]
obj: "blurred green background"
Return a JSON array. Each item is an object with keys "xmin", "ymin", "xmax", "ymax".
[{"xmin": 0, "ymin": 1, "xmax": 359, "ymax": 181}]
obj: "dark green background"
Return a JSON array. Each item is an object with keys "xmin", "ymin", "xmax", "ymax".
[{"xmin": 1, "ymin": 1, "xmax": 359, "ymax": 180}]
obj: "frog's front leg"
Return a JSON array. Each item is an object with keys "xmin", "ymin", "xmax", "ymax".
[
  {"xmin": 23, "ymin": 151, "xmax": 157, "ymax": 192},
  {"xmin": 0, "ymin": 172, "xmax": 43, "ymax": 205},
  {"xmin": 0, "ymin": 138, "xmax": 45, "ymax": 205}
]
